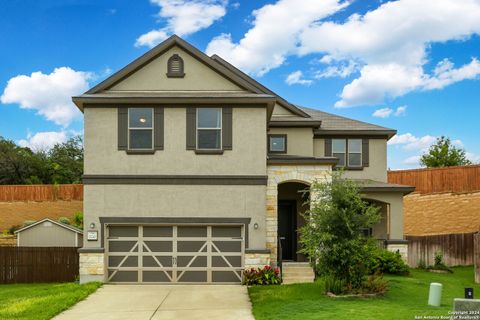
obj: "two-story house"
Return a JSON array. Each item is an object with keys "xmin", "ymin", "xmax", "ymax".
[{"xmin": 74, "ymin": 35, "xmax": 414, "ymax": 284}]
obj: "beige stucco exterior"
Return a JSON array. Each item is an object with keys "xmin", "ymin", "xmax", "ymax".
[
  {"xmin": 109, "ymin": 46, "xmax": 245, "ymax": 92},
  {"xmin": 314, "ymin": 138, "xmax": 388, "ymax": 182},
  {"xmin": 17, "ymin": 221, "xmax": 82, "ymax": 247},
  {"xmin": 361, "ymin": 191, "xmax": 404, "ymax": 239},
  {"xmin": 84, "ymin": 107, "xmax": 267, "ymax": 175},
  {"xmin": 83, "ymin": 184, "xmax": 266, "ymax": 249},
  {"xmin": 268, "ymin": 128, "xmax": 314, "ymax": 156}
]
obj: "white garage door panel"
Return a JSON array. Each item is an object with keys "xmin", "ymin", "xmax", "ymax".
[{"xmin": 106, "ymin": 225, "xmax": 244, "ymax": 284}]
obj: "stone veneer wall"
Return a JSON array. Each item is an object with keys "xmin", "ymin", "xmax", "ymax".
[
  {"xmin": 404, "ymin": 191, "xmax": 480, "ymax": 235},
  {"xmin": 266, "ymin": 164, "xmax": 332, "ymax": 264},
  {"xmin": 79, "ymin": 253, "xmax": 105, "ymax": 283},
  {"xmin": 245, "ymin": 252, "xmax": 271, "ymax": 269}
]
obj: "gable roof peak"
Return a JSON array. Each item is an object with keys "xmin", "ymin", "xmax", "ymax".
[{"xmin": 83, "ymin": 35, "xmax": 264, "ymax": 95}]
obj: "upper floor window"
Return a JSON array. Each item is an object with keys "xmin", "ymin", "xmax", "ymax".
[
  {"xmin": 268, "ymin": 134, "xmax": 287, "ymax": 153},
  {"xmin": 128, "ymin": 108, "xmax": 153, "ymax": 150},
  {"xmin": 167, "ymin": 54, "xmax": 185, "ymax": 78},
  {"xmin": 332, "ymin": 138, "xmax": 362, "ymax": 167},
  {"xmin": 348, "ymin": 139, "xmax": 362, "ymax": 167},
  {"xmin": 197, "ymin": 108, "xmax": 222, "ymax": 150},
  {"xmin": 332, "ymin": 139, "xmax": 346, "ymax": 166}
]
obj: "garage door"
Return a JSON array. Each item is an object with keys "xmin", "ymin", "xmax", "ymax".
[{"xmin": 106, "ymin": 225, "xmax": 244, "ymax": 283}]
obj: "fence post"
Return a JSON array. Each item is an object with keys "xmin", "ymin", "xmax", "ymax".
[{"xmin": 475, "ymin": 232, "xmax": 480, "ymax": 284}]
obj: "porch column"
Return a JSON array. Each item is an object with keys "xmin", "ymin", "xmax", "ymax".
[{"xmin": 266, "ymin": 177, "xmax": 278, "ymax": 264}]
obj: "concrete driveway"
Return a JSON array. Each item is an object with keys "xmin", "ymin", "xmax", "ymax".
[{"xmin": 54, "ymin": 285, "xmax": 254, "ymax": 320}]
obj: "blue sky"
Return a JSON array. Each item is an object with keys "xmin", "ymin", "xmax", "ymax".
[{"xmin": 0, "ymin": 0, "xmax": 479, "ymax": 169}]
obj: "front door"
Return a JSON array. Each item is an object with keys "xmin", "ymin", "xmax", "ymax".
[{"xmin": 278, "ymin": 200, "xmax": 297, "ymax": 261}]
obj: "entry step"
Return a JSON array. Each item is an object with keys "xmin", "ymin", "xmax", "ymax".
[{"xmin": 281, "ymin": 262, "xmax": 315, "ymax": 284}]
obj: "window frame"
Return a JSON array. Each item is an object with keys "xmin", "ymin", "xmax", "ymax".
[
  {"xmin": 196, "ymin": 107, "xmax": 222, "ymax": 150},
  {"xmin": 268, "ymin": 134, "xmax": 287, "ymax": 154},
  {"xmin": 332, "ymin": 138, "xmax": 363, "ymax": 169},
  {"xmin": 332, "ymin": 138, "xmax": 347, "ymax": 167},
  {"xmin": 347, "ymin": 139, "xmax": 362, "ymax": 168},
  {"xmin": 127, "ymin": 107, "xmax": 154, "ymax": 151}
]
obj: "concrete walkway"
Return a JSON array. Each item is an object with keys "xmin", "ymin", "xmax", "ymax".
[{"xmin": 54, "ymin": 285, "xmax": 254, "ymax": 320}]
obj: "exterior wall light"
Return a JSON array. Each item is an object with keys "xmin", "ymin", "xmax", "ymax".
[
  {"xmin": 253, "ymin": 223, "xmax": 259, "ymax": 230},
  {"xmin": 89, "ymin": 222, "xmax": 96, "ymax": 229}
]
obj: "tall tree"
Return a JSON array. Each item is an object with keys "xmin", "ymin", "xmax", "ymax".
[
  {"xmin": 420, "ymin": 136, "xmax": 472, "ymax": 168},
  {"xmin": 49, "ymin": 136, "xmax": 84, "ymax": 184},
  {"xmin": 0, "ymin": 136, "xmax": 84, "ymax": 185}
]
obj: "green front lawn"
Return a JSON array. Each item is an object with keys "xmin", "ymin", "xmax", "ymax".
[
  {"xmin": 249, "ymin": 267, "xmax": 479, "ymax": 320},
  {"xmin": 0, "ymin": 282, "xmax": 101, "ymax": 320}
]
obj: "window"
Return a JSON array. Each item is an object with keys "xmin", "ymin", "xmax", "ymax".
[
  {"xmin": 128, "ymin": 108, "xmax": 153, "ymax": 150},
  {"xmin": 332, "ymin": 139, "xmax": 346, "ymax": 167},
  {"xmin": 332, "ymin": 138, "xmax": 362, "ymax": 167},
  {"xmin": 197, "ymin": 108, "xmax": 222, "ymax": 150},
  {"xmin": 167, "ymin": 54, "xmax": 185, "ymax": 78},
  {"xmin": 348, "ymin": 139, "xmax": 362, "ymax": 167},
  {"xmin": 268, "ymin": 135, "xmax": 286, "ymax": 153}
]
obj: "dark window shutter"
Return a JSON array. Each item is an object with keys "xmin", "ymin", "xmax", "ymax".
[
  {"xmin": 362, "ymin": 138, "xmax": 369, "ymax": 167},
  {"xmin": 118, "ymin": 107, "xmax": 128, "ymax": 150},
  {"xmin": 222, "ymin": 107, "xmax": 232, "ymax": 150},
  {"xmin": 154, "ymin": 108, "xmax": 164, "ymax": 150},
  {"xmin": 186, "ymin": 107, "xmax": 196, "ymax": 150},
  {"xmin": 324, "ymin": 138, "xmax": 332, "ymax": 156}
]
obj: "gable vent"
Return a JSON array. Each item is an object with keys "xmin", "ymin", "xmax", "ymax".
[{"xmin": 167, "ymin": 54, "xmax": 185, "ymax": 78}]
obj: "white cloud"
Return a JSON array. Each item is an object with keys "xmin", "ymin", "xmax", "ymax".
[
  {"xmin": 18, "ymin": 131, "xmax": 67, "ymax": 152},
  {"xmin": 388, "ymin": 133, "xmax": 418, "ymax": 145},
  {"xmin": 395, "ymin": 105, "xmax": 407, "ymax": 116},
  {"xmin": 466, "ymin": 152, "xmax": 480, "ymax": 163},
  {"xmin": 206, "ymin": 0, "xmax": 348, "ymax": 76},
  {"xmin": 285, "ymin": 70, "xmax": 312, "ymax": 86},
  {"xmin": 389, "ymin": 133, "xmax": 437, "ymax": 151},
  {"xmin": 297, "ymin": 0, "xmax": 480, "ymax": 107},
  {"xmin": 403, "ymin": 155, "xmax": 421, "ymax": 166},
  {"xmin": 1, "ymin": 67, "xmax": 90, "ymax": 126},
  {"xmin": 373, "ymin": 105, "xmax": 407, "ymax": 118},
  {"xmin": 136, "ymin": 0, "xmax": 228, "ymax": 48},
  {"xmin": 372, "ymin": 107, "xmax": 393, "ymax": 118},
  {"xmin": 314, "ymin": 60, "xmax": 357, "ymax": 79}
]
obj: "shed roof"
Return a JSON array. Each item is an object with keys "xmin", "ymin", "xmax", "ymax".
[{"xmin": 14, "ymin": 218, "xmax": 83, "ymax": 234}]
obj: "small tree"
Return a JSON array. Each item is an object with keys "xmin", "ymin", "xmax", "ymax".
[
  {"xmin": 300, "ymin": 172, "xmax": 381, "ymax": 290},
  {"xmin": 420, "ymin": 136, "xmax": 472, "ymax": 168}
]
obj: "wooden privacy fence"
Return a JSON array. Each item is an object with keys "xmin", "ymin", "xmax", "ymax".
[
  {"xmin": 0, "ymin": 184, "xmax": 83, "ymax": 202},
  {"xmin": 0, "ymin": 247, "xmax": 79, "ymax": 283},
  {"xmin": 388, "ymin": 165, "xmax": 480, "ymax": 194},
  {"xmin": 406, "ymin": 233, "xmax": 475, "ymax": 267}
]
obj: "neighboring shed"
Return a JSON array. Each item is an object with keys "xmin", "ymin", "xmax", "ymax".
[{"xmin": 15, "ymin": 218, "xmax": 83, "ymax": 247}]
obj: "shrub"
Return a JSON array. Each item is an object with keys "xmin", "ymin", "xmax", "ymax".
[
  {"xmin": 358, "ymin": 273, "xmax": 389, "ymax": 294},
  {"xmin": 23, "ymin": 220, "xmax": 36, "ymax": 227},
  {"xmin": 368, "ymin": 249, "xmax": 409, "ymax": 275},
  {"xmin": 426, "ymin": 250, "xmax": 453, "ymax": 273},
  {"xmin": 58, "ymin": 217, "xmax": 71, "ymax": 225},
  {"xmin": 324, "ymin": 275, "xmax": 347, "ymax": 294},
  {"xmin": 8, "ymin": 225, "xmax": 21, "ymax": 234},
  {"xmin": 73, "ymin": 212, "xmax": 83, "ymax": 229},
  {"xmin": 299, "ymin": 172, "xmax": 382, "ymax": 291},
  {"xmin": 243, "ymin": 265, "xmax": 281, "ymax": 285},
  {"xmin": 434, "ymin": 250, "xmax": 444, "ymax": 266}
]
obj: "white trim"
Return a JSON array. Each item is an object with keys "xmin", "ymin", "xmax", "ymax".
[
  {"xmin": 347, "ymin": 138, "xmax": 362, "ymax": 167},
  {"xmin": 127, "ymin": 107, "xmax": 154, "ymax": 150},
  {"xmin": 17, "ymin": 232, "xmax": 20, "ymax": 246},
  {"xmin": 196, "ymin": 107, "xmax": 222, "ymax": 150},
  {"xmin": 14, "ymin": 218, "xmax": 83, "ymax": 235}
]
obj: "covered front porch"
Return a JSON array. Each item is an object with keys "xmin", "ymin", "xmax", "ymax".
[{"xmin": 265, "ymin": 158, "xmax": 414, "ymax": 266}]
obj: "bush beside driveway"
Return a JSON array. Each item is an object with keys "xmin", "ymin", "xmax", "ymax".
[{"xmin": 0, "ymin": 282, "xmax": 101, "ymax": 320}]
